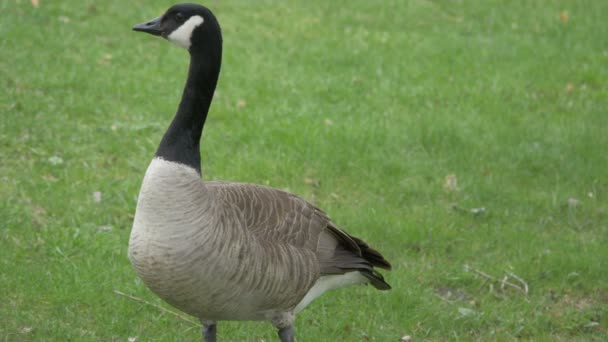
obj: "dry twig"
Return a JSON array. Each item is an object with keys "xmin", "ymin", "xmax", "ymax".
[
  {"xmin": 507, "ymin": 272, "xmax": 529, "ymax": 295},
  {"xmin": 113, "ymin": 290, "xmax": 202, "ymax": 327},
  {"xmin": 465, "ymin": 266, "xmax": 530, "ymax": 301}
]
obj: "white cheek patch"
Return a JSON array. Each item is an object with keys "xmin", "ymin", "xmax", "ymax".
[{"xmin": 167, "ymin": 15, "xmax": 204, "ymax": 49}]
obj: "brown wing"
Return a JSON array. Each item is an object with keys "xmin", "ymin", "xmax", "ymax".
[{"xmin": 206, "ymin": 181, "xmax": 391, "ymax": 290}]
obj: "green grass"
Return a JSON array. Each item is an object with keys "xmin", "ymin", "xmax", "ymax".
[{"xmin": 1, "ymin": 0, "xmax": 607, "ymax": 340}]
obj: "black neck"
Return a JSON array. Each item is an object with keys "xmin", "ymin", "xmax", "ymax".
[{"xmin": 155, "ymin": 45, "xmax": 222, "ymax": 174}]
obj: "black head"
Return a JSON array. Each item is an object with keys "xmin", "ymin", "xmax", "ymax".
[{"xmin": 133, "ymin": 3, "xmax": 221, "ymax": 51}]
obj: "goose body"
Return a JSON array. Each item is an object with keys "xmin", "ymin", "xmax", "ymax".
[{"xmin": 129, "ymin": 4, "xmax": 391, "ymax": 341}]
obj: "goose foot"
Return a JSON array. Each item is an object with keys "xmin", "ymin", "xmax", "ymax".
[
  {"xmin": 201, "ymin": 320, "xmax": 217, "ymax": 342},
  {"xmin": 277, "ymin": 325, "xmax": 294, "ymax": 342}
]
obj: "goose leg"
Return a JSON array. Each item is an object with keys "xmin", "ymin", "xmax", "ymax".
[
  {"xmin": 200, "ymin": 320, "xmax": 217, "ymax": 342},
  {"xmin": 277, "ymin": 325, "xmax": 294, "ymax": 342},
  {"xmin": 270, "ymin": 312, "xmax": 295, "ymax": 342}
]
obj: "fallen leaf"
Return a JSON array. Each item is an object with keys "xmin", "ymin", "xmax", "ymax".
[
  {"xmin": 42, "ymin": 174, "xmax": 59, "ymax": 182},
  {"xmin": 567, "ymin": 272, "xmax": 580, "ymax": 279},
  {"xmin": 443, "ymin": 174, "xmax": 459, "ymax": 192},
  {"xmin": 33, "ymin": 206, "xmax": 46, "ymax": 217},
  {"xmin": 566, "ymin": 83, "xmax": 574, "ymax": 92},
  {"xmin": 304, "ymin": 178, "xmax": 320, "ymax": 187},
  {"xmin": 31, "ymin": 207, "xmax": 46, "ymax": 227},
  {"xmin": 98, "ymin": 225, "xmax": 113, "ymax": 232},
  {"xmin": 470, "ymin": 207, "xmax": 486, "ymax": 215},
  {"xmin": 560, "ymin": 10, "xmax": 569, "ymax": 23},
  {"xmin": 31, "ymin": 0, "xmax": 39, "ymax": 8},
  {"xmin": 93, "ymin": 191, "xmax": 102, "ymax": 203},
  {"xmin": 99, "ymin": 53, "xmax": 113, "ymax": 65},
  {"xmin": 401, "ymin": 336, "xmax": 412, "ymax": 342},
  {"xmin": 237, "ymin": 99, "xmax": 247, "ymax": 109},
  {"xmin": 567, "ymin": 197, "xmax": 581, "ymax": 208},
  {"xmin": 584, "ymin": 321, "xmax": 600, "ymax": 329},
  {"xmin": 458, "ymin": 307, "xmax": 476, "ymax": 317},
  {"xmin": 48, "ymin": 155, "xmax": 63, "ymax": 165}
]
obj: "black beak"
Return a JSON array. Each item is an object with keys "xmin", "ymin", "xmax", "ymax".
[{"xmin": 133, "ymin": 16, "xmax": 162, "ymax": 36}]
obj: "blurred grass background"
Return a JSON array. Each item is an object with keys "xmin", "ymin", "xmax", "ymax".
[{"xmin": 1, "ymin": 0, "xmax": 607, "ymax": 340}]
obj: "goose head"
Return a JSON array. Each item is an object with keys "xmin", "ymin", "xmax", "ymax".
[{"xmin": 133, "ymin": 3, "xmax": 221, "ymax": 51}]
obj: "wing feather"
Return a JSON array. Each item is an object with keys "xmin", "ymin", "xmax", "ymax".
[{"xmin": 206, "ymin": 181, "xmax": 391, "ymax": 291}]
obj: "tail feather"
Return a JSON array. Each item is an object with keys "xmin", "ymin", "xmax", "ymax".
[
  {"xmin": 320, "ymin": 218, "xmax": 392, "ymax": 290},
  {"xmin": 319, "ymin": 234, "xmax": 392, "ymax": 290},
  {"xmin": 361, "ymin": 269, "xmax": 391, "ymax": 290},
  {"xmin": 351, "ymin": 236, "xmax": 392, "ymax": 270}
]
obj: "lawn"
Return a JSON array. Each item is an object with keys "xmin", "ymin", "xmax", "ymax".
[{"xmin": 1, "ymin": 0, "xmax": 607, "ymax": 340}]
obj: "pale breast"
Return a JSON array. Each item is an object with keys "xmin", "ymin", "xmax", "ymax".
[{"xmin": 129, "ymin": 158, "xmax": 220, "ymax": 316}]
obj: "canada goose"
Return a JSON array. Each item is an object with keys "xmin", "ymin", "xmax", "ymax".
[{"xmin": 129, "ymin": 4, "xmax": 391, "ymax": 341}]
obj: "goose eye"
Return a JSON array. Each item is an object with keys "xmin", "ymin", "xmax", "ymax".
[{"xmin": 174, "ymin": 13, "xmax": 184, "ymax": 23}]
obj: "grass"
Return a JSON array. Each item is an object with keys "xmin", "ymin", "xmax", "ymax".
[{"xmin": 1, "ymin": 0, "xmax": 607, "ymax": 340}]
